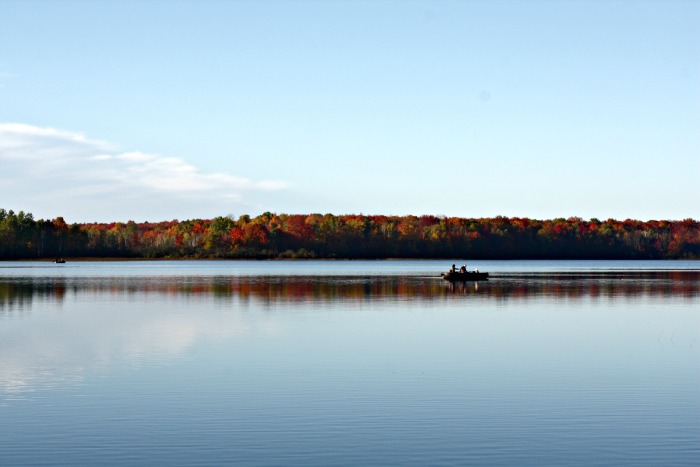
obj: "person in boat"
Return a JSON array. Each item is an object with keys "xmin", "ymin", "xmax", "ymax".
[
  {"xmin": 459, "ymin": 264, "xmax": 467, "ymax": 273},
  {"xmin": 450, "ymin": 264, "xmax": 456, "ymax": 274}
]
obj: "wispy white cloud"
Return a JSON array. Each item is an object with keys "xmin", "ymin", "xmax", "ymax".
[{"xmin": 0, "ymin": 123, "xmax": 288, "ymax": 221}]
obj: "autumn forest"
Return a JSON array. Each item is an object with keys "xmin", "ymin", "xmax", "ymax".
[{"xmin": 1, "ymin": 209, "xmax": 699, "ymax": 260}]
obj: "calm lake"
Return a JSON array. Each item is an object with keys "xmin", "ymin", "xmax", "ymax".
[{"xmin": 1, "ymin": 260, "xmax": 698, "ymax": 465}]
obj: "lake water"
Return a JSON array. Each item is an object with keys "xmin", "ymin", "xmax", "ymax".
[{"xmin": 1, "ymin": 260, "xmax": 698, "ymax": 465}]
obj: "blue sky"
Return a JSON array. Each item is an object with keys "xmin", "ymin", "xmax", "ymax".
[{"xmin": 1, "ymin": 0, "xmax": 698, "ymax": 222}]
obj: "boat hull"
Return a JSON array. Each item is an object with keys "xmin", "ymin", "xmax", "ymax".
[{"xmin": 441, "ymin": 271, "xmax": 489, "ymax": 281}]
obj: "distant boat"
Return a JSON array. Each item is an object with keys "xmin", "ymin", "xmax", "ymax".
[
  {"xmin": 441, "ymin": 271, "xmax": 489, "ymax": 281},
  {"xmin": 54, "ymin": 258, "xmax": 66, "ymax": 264}
]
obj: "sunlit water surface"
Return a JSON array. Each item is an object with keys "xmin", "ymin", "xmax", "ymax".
[{"xmin": 1, "ymin": 260, "xmax": 698, "ymax": 465}]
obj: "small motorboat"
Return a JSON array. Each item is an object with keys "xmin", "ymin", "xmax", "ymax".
[
  {"xmin": 441, "ymin": 271, "xmax": 489, "ymax": 281},
  {"xmin": 54, "ymin": 258, "xmax": 66, "ymax": 264}
]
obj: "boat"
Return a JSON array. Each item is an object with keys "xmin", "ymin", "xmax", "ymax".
[
  {"xmin": 54, "ymin": 258, "xmax": 66, "ymax": 264},
  {"xmin": 441, "ymin": 271, "xmax": 489, "ymax": 281}
]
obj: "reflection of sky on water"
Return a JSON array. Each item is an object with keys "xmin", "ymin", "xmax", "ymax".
[
  {"xmin": 1, "ymin": 259, "xmax": 699, "ymax": 279},
  {"xmin": 1, "ymin": 271, "xmax": 698, "ymax": 398},
  {"xmin": 0, "ymin": 265, "xmax": 698, "ymax": 465},
  {"xmin": 0, "ymin": 288, "xmax": 252, "ymax": 396}
]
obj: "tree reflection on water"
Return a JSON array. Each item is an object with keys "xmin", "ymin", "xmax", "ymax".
[{"xmin": 1, "ymin": 271, "xmax": 698, "ymax": 311}]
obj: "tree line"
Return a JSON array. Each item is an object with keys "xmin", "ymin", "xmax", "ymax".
[{"xmin": 1, "ymin": 208, "xmax": 699, "ymax": 260}]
